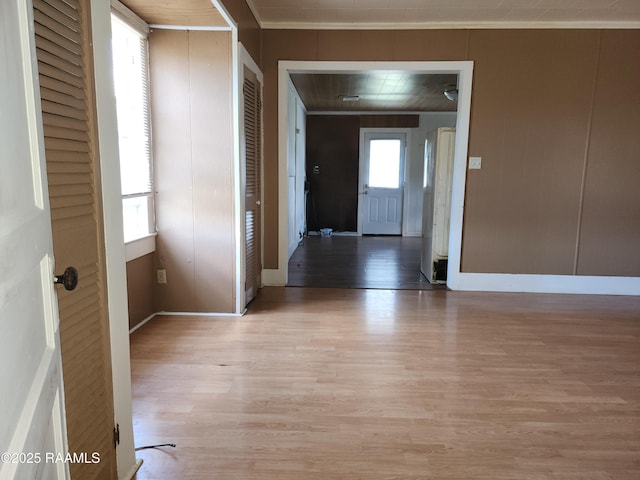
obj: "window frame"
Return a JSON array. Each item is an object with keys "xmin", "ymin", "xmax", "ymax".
[{"xmin": 110, "ymin": 1, "xmax": 156, "ymax": 260}]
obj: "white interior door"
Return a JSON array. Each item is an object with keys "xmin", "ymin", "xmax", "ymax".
[
  {"xmin": 0, "ymin": 0, "xmax": 69, "ymax": 478},
  {"xmin": 360, "ymin": 132, "xmax": 407, "ymax": 235}
]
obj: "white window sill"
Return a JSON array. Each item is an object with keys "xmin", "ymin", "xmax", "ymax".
[{"xmin": 125, "ymin": 233, "xmax": 157, "ymax": 262}]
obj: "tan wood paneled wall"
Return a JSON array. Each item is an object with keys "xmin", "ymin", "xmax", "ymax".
[
  {"xmin": 463, "ymin": 30, "xmax": 600, "ymax": 275},
  {"xmin": 577, "ymin": 30, "xmax": 640, "ymax": 276},
  {"xmin": 306, "ymin": 115, "xmax": 361, "ymax": 232},
  {"xmin": 261, "ymin": 29, "xmax": 640, "ymax": 277},
  {"xmin": 126, "ymin": 253, "xmax": 156, "ymax": 329},
  {"xmin": 150, "ymin": 29, "xmax": 236, "ymax": 313},
  {"xmin": 34, "ymin": 0, "xmax": 117, "ymax": 477},
  {"xmin": 219, "ymin": 0, "xmax": 261, "ymax": 66}
]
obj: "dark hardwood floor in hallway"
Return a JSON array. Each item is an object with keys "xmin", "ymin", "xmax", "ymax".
[
  {"xmin": 288, "ymin": 235, "xmax": 444, "ymax": 289},
  {"xmin": 131, "ymin": 287, "xmax": 640, "ymax": 480}
]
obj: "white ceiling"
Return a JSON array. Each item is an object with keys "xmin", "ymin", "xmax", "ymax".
[{"xmin": 247, "ymin": 0, "xmax": 640, "ymax": 29}]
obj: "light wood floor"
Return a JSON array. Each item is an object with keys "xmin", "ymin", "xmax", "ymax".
[{"xmin": 131, "ymin": 287, "xmax": 640, "ymax": 479}]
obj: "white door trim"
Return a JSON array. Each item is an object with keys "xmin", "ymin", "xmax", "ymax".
[
  {"xmin": 90, "ymin": 0, "xmax": 138, "ymax": 476},
  {"xmin": 239, "ymin": 42, "xmax": 264, "ymax": 308},
  {"xmin": 209, "ymin": 4, "xmax": 243, "ymax": 314},
  {"xmin": 272, "ymin": 60, "xmax": 474, "ymax": 288},
  {"xmin": 358, "ymin": 128, "xmax": 410, "ymax": 236}
]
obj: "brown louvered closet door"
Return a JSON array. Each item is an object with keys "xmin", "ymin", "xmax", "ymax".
[
  {"xmin": 33, "ymin": 0, "xmax": 117, "ymax": 478},
  {"xmin": 244, "ymin": 67, "xmax": 262, "ymax": 304}
]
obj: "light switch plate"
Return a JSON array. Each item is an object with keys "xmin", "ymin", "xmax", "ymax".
[
  {"xmin": 469, "ymin": 156, "xmax": 482, "ymax": 169},
  {"xmin": 157, "ymin": 269, "xmax": 167, "ymax": 284}
]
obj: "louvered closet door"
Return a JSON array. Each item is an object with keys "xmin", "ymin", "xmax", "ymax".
[
  {"xmin": 33, "ymin": 0, "xmax": 117, "ymax": 478},
  {"xmin": 243, "ymin": 67, "xmax": 262, "ymax": 304}
]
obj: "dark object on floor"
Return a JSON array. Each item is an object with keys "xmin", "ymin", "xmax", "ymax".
[
  {"xmin": 135, "ymin": 443, "xmax": 176, "ymax": 451},
  {"xmin": 433, "ymin": 258, "xmax": 448, "ymax": 282}
]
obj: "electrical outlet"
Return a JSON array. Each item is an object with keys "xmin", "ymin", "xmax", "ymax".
[
  {"xmin": 157, "ymin": 269, "xmax": 167, "ymax": 284},
  {"xmin": 469, "ymin": 156, "xmax": 482, "ymax": 170}
]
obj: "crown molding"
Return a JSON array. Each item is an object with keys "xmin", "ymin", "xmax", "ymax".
[
  {"xmin": 260, "ymin": 20, "xmax": 640, "ymax": 30},
  {"xmin": 240, "ymin": 0, "xmax": 639, "ymax": 31},
  {"xmin": 111, "ymin": 0, "xmax": 149, "ymax": 34},
  {"xmin": 148, "ymin": 24, "xmax": 232, "ymax": 31}
]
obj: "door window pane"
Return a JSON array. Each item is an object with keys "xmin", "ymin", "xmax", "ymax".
[{"xmin": 369, "ymin": 139, "xmax": 401, "ymax": 188}]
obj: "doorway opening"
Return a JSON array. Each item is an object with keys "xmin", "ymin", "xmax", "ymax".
[{"xmin": 272, "ymin": 61, "xmax": 473, "ymax": 290}]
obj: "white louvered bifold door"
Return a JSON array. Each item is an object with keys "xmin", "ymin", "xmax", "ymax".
[
  {"xmin": 243, "ymin": 67, "xmax": 262, "ymax": 304},
  {"xmin": 33, "ymin": 0, "xmax": 117, "ymax": 477}
]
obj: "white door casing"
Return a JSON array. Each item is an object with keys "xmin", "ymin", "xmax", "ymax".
[
  {"xmin": 0, "ymin": 0, "xmax": 69, "ymax": 478},
  {"xmin": 272, "ymin": 60, "xmax": 473, "ymax": 287},
  {"xmin": 359, "ymin": 130, "xmax": 408, "ymax": 235}
]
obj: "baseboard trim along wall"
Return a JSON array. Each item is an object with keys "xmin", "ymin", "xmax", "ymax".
[
  {"xmin": 129, "ymin": 310, "xmax": 247, "ymax": 335},
  {"xmin": 264, "ymin": 265, "xmax": 640, "ymax": 295},
  {"xmin": 262, "ymin": 269, "xmax": 285, "ymax": 286},
  {"xmin": 123, "ymin": 459, "xmax": 144, "ymax": 480},
  {"xmin": 450, "ymin": 273, "xmax": 640, "ymax": 296},
  {"xmin": 129, "ymin": 313, "xmax": 157, "ymax": 334},
  {"xmin": 156, "ymin": 311, "xmax": 247, "ymax": 317}
]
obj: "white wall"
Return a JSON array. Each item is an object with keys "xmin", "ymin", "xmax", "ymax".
[
  {"xmin": 404, "ymin": 112, "xmax": 457, "ymax": 236},
  {"xmin": 295, "ymin": 100, "xmax": 306, "ymax": 244}
]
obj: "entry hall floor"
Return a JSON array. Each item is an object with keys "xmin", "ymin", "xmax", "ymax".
[
  {"xmin": 287, "ymin": 235, "xmax": 443, "ymax": 290},
  {"xmin": 131, "ymin": 287, "xmax": 640, "ymax": 479}
]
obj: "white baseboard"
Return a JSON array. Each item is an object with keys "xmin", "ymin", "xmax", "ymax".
[
  {"xmin": 157, "ymin": 311, "xmax": 246, "ymax": 317},
  {"xmin": 262, "ymin": 268, "xmax": 286, "ymax": 286},
  {"xmin": 307, "ymin": 231, "xmax": 358, "ymax": 236},
  {"xmin": 129, "ymin": 313, "xmax": 157, "ymax": 334},
  {"xmin": 123, "ymin": 459, "xmax": 143, "ymax": 480},
  {"xmin": 129, "ymin": 310, "xmax": 246, "ymax": 335},
  {"xmin": 451, "ymin": 272, "xmax": 640, "ymax": 296}
]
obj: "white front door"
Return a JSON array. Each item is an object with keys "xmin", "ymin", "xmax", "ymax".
[
  {"xmin": 360, "ymin": 132, "xmax": 406, "ymax": 235},
  {"xmin": 0, "ymin": 1, "xmax": 69, "ymax": 478}
]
